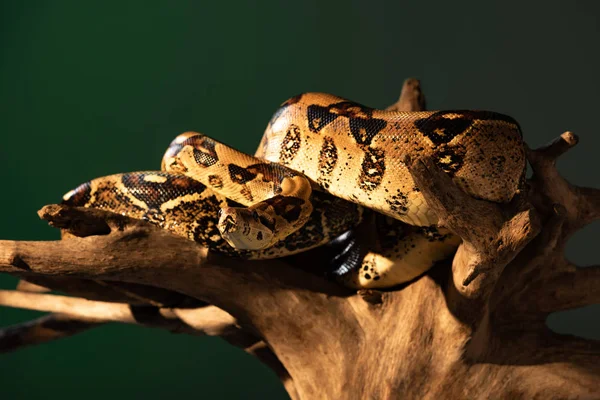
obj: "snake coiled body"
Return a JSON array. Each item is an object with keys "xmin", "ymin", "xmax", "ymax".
[
  {"xmin": 257, "ymin": 93, "xmax": 525, "ymax": 226},
  {"xmin": 63, "ymin": 170, "xmax": 362, "ymax": 260},
  {"xmin": 62, "ymin": 93, "xmax": 525, "ymax": 289}
]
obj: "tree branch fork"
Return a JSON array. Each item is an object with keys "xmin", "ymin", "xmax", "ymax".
[{"xmin": 1, "ymin": 79, "xmax": 599, "ymax": 399}]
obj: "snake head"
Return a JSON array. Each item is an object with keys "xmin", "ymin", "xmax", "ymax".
[{"xmin": 217, "ymin": 207, "xmax": 276, "ymax": 250}]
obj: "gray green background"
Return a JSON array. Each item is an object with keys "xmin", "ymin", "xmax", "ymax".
[{"xmin": 1, "ymin": 1, "xmax": 598, "ymax": 399}]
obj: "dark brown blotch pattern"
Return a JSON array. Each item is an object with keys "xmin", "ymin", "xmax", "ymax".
[
  {"xmin": 245, "ymin": 162, "xmax": 296, "ymax": 185},
  {"xmin": 415, "ymin": 226, "xmax": 452, "ymax": 242},
  {"xmin": 62, "ymin": 181, "xmax": 92, "ymax": 207},
  {"xmin": 414, "ymin": 110, "xmax": 520, "ymax": 146},
  {"xmin": 185, "ymin": 135, "xmax": 219, "ymax": 167},
  {"xmin": 360, "ymin": 258, "xmax": 380, "ymax": 281},
  {"xmin": 260, "ymin": 195, "xmax": 306, "ymax": 224},
  {"xmin": 307, "ymin": 104, "xmax": 338, "ymax": 133},
  {"xmin": 307, "ymin": 101, "xmax": 387, "ymax": 146},
  {"xmin": 64, "ymin": 172, "xmax": 363, "ymax": 261},
  {"xmin": 240, "ymin": 186, "xmax": 254, "ymax": 203},
  {"xmin": 88, "ymin": 179, "xmax": 143, "ymax": 216},
  {"xmin": 317, "ymin": 136, "xmax": 338, "ymax": 189},
  {"xmin": 279, "ymin": 124, "xmax": 302, "ymax": 165},
  {"xmin": 208, "ymin": 174, "xmax": 223, "ymax": 189},
  {"xmin": 228, "ymin": 164, "xmax": 257, "ymax": 184},
  {"xmin": 260, "ymin": 192, "xmax": 360, "ymax": 257},
  {"xmin": 165, "ymin": 134, "xmax": 220, "ymax": 168},
  {"xmin": 385, "ymin": 188, "xmax": 409, "ymax": 215},
  {"xmin": 359, "ymin": 147, "xmax": 386, "ymax": 192},
  {"xmin": 348, "ymin": 118, "xmax": 388, "ymax": 145},
  {"xmin": 433, "ymin": 145, "xmax": 466, "ymax": 177},
  {"xmin": 122, "ymin": 172, "xmax": 207, "ymax": 210}
]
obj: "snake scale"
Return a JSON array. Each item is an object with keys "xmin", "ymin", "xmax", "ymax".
[{"xmin": 63, "ymin": 93, "xmax": 525, "ymax": 289}]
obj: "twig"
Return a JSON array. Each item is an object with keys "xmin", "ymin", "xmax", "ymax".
[
  {"xmin": 0, "ymin": 290, "xmax": 248, "ymax": 339},
  {"xmin": 578, "ymin": 186, "xmax": 600, "ymax": 227},
  {"xmin": 0, "ymin": 290, "xmax": 295, "ymax": 384},
  {"xmin": 534, "ymin": 131, "xmax": 579, "ymax": 162},
  {"xmin": 531, "ymin": 265, "xmax": 600, "ymax": 314},
  {"xmin": 386, "ymin": 78, "xmax": 427, "ymax": 112},
  {"xmin": 15, "ymin": 280, "xmax": 50, "ymax": 293},
  {"xmin": 527, "ymin": 131, "xmax": 593, "ymax": 237},
  {"xmin": 0, "ymin": 313, "xmax": 101, "ymax": 353},
  {"xmin": 12, "ymin": 275, "xmax": 205, "ymax": 307}
]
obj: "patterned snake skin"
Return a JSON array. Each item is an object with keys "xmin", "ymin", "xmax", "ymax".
[{"xmin": 63, "ymin": 93, "xmax": 525, "ymax": 289}]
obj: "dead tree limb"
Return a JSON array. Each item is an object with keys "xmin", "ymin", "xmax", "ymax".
[
  {"xmin": 0, "ymin": 290, "xmax": 244, "ymax": 340},
  {"xmin": 0, "ymin": 313, "xmax": 102, "ymax": 353},
  {"xmin": 0, "ymin": 289, "xmax": 299, "ymax": 394},
  {"xmin": 1, "ymin": 79, "xmax": 598, "ymax": 399}
]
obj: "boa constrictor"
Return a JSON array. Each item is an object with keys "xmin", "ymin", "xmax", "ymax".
[{"xmin": 62, "ymin": 93, "xmax": 525, "ymax": 289}]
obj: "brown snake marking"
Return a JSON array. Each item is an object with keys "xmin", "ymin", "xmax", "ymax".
[
  {"xmin": 317, "ymin": 136, "xmax": 338, "ymax": 189},
  {"xmin": 258, "ymin": 93, "xmax": 525, "ymax": 229},
  {"xmin": 63, "ymin": 92, "xmax": 525, "ymax": 289},
  {"xmin": 63, "ymin": 171, "xmax": 362, "ymax": 260}
]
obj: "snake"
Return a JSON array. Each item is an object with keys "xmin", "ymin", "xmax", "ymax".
[{"xmin": 62, "ymin": 93, "xmax": 525, "ymax": 289}]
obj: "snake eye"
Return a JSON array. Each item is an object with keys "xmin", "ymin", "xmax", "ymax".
[
  {"xmin": 251, "ymin": 210, "xmax": 259, "ymax": 221},
  {"xmin": 221, "ymin": 215, "xmax": 236, "ymax": 233}
]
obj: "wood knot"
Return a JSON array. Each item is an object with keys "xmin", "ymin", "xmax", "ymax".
[
  {"xmin": 552, "ymin": 203, "xmax": 567, "ymax": 218},
  {"xmin": 11, "ymin": 255, "xmax": 31, "ymax": 270}
]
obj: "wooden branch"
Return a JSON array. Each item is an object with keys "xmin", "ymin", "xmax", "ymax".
[
  {"xmin": 530, "ymin": 265, "xmax": 600, "ymax": 314},
  {"xmin": 531, "ymin": 131, "xmax": 579, "ymax": 162},
  {"xmin": 0, "ymin": 313, "xmax": 101, "ymax": 353},
  {"xmin": 16, "ymin": 280, "xmax": 51, "ymax": 293},
  {"xmin": 541, "ymin": 331, "xmax": 600, "ymax": 364},
  {"xmin": 0, "ymin": 290, "xmax": 296, "ymax": 385},
  {"xmin": 12, "ymin": 275, "xmax": 206, "ymax": 307},
  {"xmin": 527, "ymin": 131, "xmax": 597, "ymax": 237},
  {"xmin": 1, "ymin": 78, "xmax": 599, "ymax": 399},
  {"xmin": 0, "ymin": 205, "xmax": 347, "ymax": 308},
  {"xmin": 1, "ymin": 204, "xmax": 345, "ymax": 398},
  {"xmin": 488, "ymin": 133, "xmax": 600, "ymax": 327},
  {"xmin": 0, "ymin": 290, "xmax": 245, "ymax": 339},
  {"xmin": 403, "ymin": 154, "xmax": 540, "ymax": 326},
  {"xmin": 578, "ymin": 186, "xmax": 600, "ymax": 227},
  {"xmin": 522, "ymin": 203, "xmax": 567, "ymax": 270},
  {"xmin": 386, "ymin": 78, "xmax": 426, "ymax": 112}
]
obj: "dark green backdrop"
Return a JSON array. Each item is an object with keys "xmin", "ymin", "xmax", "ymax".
[{"xmin": 1, "ymin": 1, "xmax": 598, "ymax": 399}]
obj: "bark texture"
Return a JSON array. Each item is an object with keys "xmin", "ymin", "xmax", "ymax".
[{"xmin": 1, "ymin": 79, "xmax": 598, "ymax": 399}]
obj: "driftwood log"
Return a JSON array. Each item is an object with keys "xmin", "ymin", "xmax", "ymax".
[{"xmin": 1, "ymin": 79, "xmax": 599, "ymax": 399}]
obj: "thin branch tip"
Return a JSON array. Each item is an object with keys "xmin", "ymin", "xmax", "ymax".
[
  {"xmin": 561, "ymin": 131, "xmax": 579, "ymax": 146},
  {"xmin": 387, "ymin": 78, "xmax": 426, "ymax": 112},
  {"xmin": 530, "ymin": 131, "xmax": 581, "ymax": 164}
]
